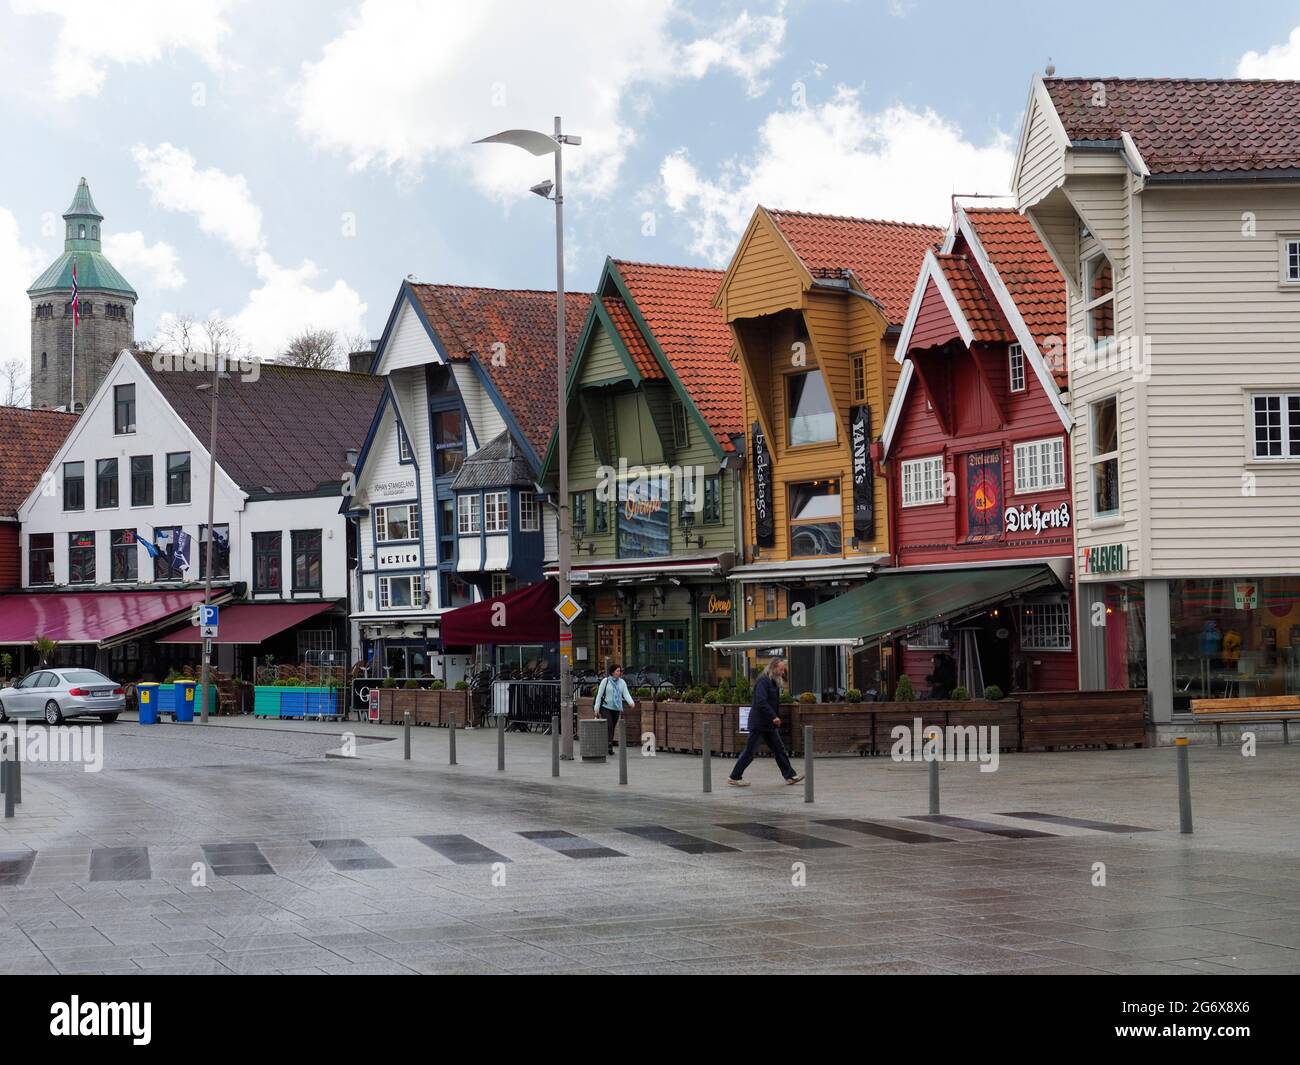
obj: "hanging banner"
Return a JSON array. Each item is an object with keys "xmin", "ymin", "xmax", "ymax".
[
  {"xmin": 851, "ymin": 404, "xmax": 873, "ymax": 541},
  {"xmin": 617, "ymin": 470, "xmax": 670, "ymax": 559},
  {"xmin": 963, "ymin": 449, "xmax": 1003, "ymax": 543},
  {"xmin": 751, "ymin": 422, "xmax": 774, "ymax": 547}
]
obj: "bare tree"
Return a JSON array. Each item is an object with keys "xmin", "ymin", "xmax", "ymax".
[
  {"xmin": 1, "ymin": 359, "xmax": 30, "ymax": 407},
  {"xmin": 280, "ymin": 327, "xmax": 341, "ymax": 370},
  {"xmin": 150, "ymin": 314, "xmax": 250, "ymax": 369}
]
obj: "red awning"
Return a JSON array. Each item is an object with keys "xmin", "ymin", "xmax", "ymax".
[
  {"xmin": 439, "ymin": 580, "xmax": 559, "ymax": 646},
  {"xmin": 0, "ymin": 590, "xmax": 210, "ymax": 646},
  {"xmin": 156, "ymin": 602, "xmax": 335, "ymax": 645}
]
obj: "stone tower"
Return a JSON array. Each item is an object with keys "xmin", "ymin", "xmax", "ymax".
[{"xmin": 28, "ymin": 178, "xmax": 137, "ymax": 411}]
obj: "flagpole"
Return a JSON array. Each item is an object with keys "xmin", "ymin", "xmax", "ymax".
[{"xmin": 69, "ymin": 257, "xmax": 77, "ymax": 412}]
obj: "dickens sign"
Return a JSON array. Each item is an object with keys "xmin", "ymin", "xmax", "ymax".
[{"xmin": 1004, "ymin": 501, "xmax": 1071, "ymax": 536}]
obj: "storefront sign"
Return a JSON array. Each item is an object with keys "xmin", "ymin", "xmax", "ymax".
[
  {"xmin": 851, "ymin": 404, "xmax": 874, "ymax": 541},
  {"xmin": 368, "ymin": 474, "xmax": 417, "ymax": 502},
  {"xmin": 964, "ymin": 450, "xmax": 1003, "ymax": 543},
  {"xmin": 617, "ymin": 471, "xmax": 670, "ymax": 559},
  {"xmin": 1080, "ymin": 543, "xmax": 1126, "ymax": 574},
  {"xmin": 376, "ymin": 546, "xmax": 421, "ymax": 570},
  {"xmin": 1234, "ymin": 582, "xmax": 1259, "ymax": 609},
  {"xmin": 705, "ymin": 594, "xmax": 732, "ymax": 615},
  {"xmin": 751, "ymin": 421, "xmax": 774, "ymax": 547},
  {"xmin": 1004, "ymin": 501, "xmax": 1071, "ymax": 536}
]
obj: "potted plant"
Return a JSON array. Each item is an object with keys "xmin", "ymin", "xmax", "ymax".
[
  {"xmin": 893, "ymin": 675, "xmax": 916, "ymax": 701},
  {"xmin": 950, "ymin": 685, "xmax": 971, "ymax": 701},
  {"xmin": 32, "ymin": 636, "xmax": 58, "ymax": 667},
  {"xmin": 982, "ymin": 684, "xmax": 1005, "ymax": 701}
]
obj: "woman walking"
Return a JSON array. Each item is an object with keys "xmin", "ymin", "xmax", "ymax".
[
  {"xmin": 593, "ymin": 663, "xmax": 634, "ymax": 755},
  {"xmin": 729, "ymin": 658, "xmax": 803, "ymax": 787}
]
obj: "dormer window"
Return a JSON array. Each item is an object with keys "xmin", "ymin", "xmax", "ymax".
[
  {"xmin": 1008, "ymin": 342, "xmax": 1026, "ymax": 393},
  {"xmin": 398, "ymin": 427, "xmax": 411, "ymax": 462},
  {"xmin": 1084, "ymin": 254, "xmax": 1115, "ymax": 342}
]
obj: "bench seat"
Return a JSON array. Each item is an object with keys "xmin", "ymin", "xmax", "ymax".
[{"xmin": 1189, "ymin": 697, "xmax": 1300, "ymax": 745}]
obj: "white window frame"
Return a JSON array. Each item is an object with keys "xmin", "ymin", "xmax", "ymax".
[
  {"xmin": 1089, "ymin": 396, "xmax": 1121, "ymax": 520},
  {"xmin": 1013, "ymin": 436, "xmax": 1066, "ymax": 494},
  {"xmin": 378, "ymin": 574, "xmax": 423, "ymax": 611},
  {"xmin": 900, "ymin": 455, "xmax": 945, "ymax": 507},
  {"xmin": 375, "ymin": 502, "xmax": 419, "ymax": 544},
  {"xmin": 518, "ymin": 492, "xmax": 540, "ymax": 532},
  {"xmin": 398, "ymin": 428, "xmax": 411, "ymax": 462},
  {"xmin": 1083, "ymin": 253, "xmax": 1115, "ymax": 343},
  {"xmin": 1008, "ymin": 342, "xmax": 1026, "ymax": 393},
  {"xmin": 1020, "ymin": 599, "xmax": 1072, "ymax": 651},
  {"xmin": 484, "ymin": 491, "xmax": 509, "ymax": 534},
  {"xmin": 457, "ymin": 494, "xmax": 480, "ymax": 535},
  {"xmin": 1250, "ymin": 392, "xmax": 1300, "ymax": 460},
  {"xmin": 491, "ymin": 573, "xmax": 508, "ymax": 598},
  {"xmin": 1279, "ymin": 236, "xmax": 1300, "ymax": 285},
  {"xmin": 906, "ymin": 622, "xmax": 949, "ymax": 651}
]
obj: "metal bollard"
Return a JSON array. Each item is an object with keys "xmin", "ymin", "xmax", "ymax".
[
  {"xmin": 3, "ymin": 756, "xmax": 11, "ymax": 819},
  {"xmin": 618, "ymin": 716, "xmax": 627, "ymax": 785},
  {"xmin": 10, "ymin": 754, "xmax": 18, "ymax": 805},
  {"xmin": 803, "ymin": 725, "xmax": 814, "ymax": 803},
  {"xmin": 403, "ymin": 711, "xmax": 411, "ymax": 760},
  {"xmin": 1176, "ymin": 737, "xmax": 1193, "ymax": 834},
  {"xmin": 927, "ymin": 728, "xmax": 941, "ymax": 816},
  {"xmin": 497, "ymin": 711, "xmax": 505, "ymax": 771},
  {"xmin": 551, "ymin": 714, "xmax": 560, "ymax": 777},
  {"xmin": 702, "ymin": 719, "xmax": 712, "ymax": 793},
  {"xmin": 449, "ymin": 716, "xmax": 457, "ymax": 765}
]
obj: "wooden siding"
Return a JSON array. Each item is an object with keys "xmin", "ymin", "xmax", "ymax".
[
  {"xmin": 720, "ymin": 213, "xmax": 804, "ymax": 321},
  {"xmin": 0, "ymin": 523, "xmax": 18, "ymax": 589},
  {"xmin": 378, "ymin": 299, "xmax": 436, "ymax": 373},
  {"xmin": 1015, "ymin": 89, "xmax": 1068, "ymax": 211},
  {"xmin": 578, "ymin": 319, "xmax": 626, "ymax": 385}
]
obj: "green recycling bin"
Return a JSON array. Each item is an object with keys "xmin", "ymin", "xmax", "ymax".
[
  {"xmin": 174, "ymin": 680, "xmax": 196, "ymax": 722},
  {"xmin": 137, "ymin": 682, "xmax": 159, "ymax": 725}
]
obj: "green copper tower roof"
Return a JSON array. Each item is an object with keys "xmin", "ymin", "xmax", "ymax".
[{"xmin": 28, "ymin": 178, "xmax": 136, "ymax": 299}]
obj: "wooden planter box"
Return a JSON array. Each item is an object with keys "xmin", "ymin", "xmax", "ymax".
[
  {"xmin": 1019, "ymin": 690, "xmax": 1146, "ymax": 750},
  {"xmin": 642, "ymin": 702, "xmax": 743, "ymax": 755},
  {"xmin": 376, "ymin": 687, "xmax": 471, "ymax": 726}
]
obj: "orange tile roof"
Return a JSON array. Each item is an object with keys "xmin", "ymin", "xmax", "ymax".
[
  {"xmin": 0, "ymin": 406, "xmax": 78, "ymax": 517},
  {"xmin": 411, "ymin": 284, "xmax": 592, "ymax": 459},
  {"xmin": 933, "ymin": 254, "xmax": 1008, "ymax": 344},
  {"xmin": 963, "ymin": 208, "xmax": 1068, "ymax": 386},
  {"xmin": 613, "ymin": 261, "xmax": 741, "ymax": 452},
  {"xmin": 766, "ymin": 208, "xmax": 943, "ymax": 324},
  {"xmin": 600, "ymin": 295, "xmax": 662, "ymax": 380}
]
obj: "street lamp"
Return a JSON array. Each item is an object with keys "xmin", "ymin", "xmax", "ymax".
[
  {"xmin": 195, "ymin": 361, "xmax": 226, "ymax": 724},
  {"xmin": 475, "ymin": 117, "xmax": 581, "ymax": 759}
]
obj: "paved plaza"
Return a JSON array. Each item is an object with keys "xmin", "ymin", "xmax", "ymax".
[{"xmin": 0, "ymin": 717, "xmax": 1298, "ymax": 975}]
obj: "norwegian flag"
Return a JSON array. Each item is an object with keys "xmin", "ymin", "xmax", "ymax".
[{"xmin": 70, "ymin": 257, "xmax": 79, "ymax": 325}]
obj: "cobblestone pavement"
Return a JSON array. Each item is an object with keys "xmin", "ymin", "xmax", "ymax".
[{"xmin": 1, "ymin": 717, "xmax": 1298, "ymax": 975}]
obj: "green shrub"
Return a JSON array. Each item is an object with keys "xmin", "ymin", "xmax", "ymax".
[
  {"xmin": 893, "ymin": 675, "xmax": 916, "ymax": 701},
  {"xmin": 845, "ymin": 687, "xmax": 862, "ymax": 702},
  {"xmin": 779, "ymin": 691, "xmax": 794, "ymax": 704},
  {"xmin": 732, "ymin": 674, "xmax": 752, "ymax": 698},
  {"xmin": 402, "ymin": 679, "xmax": 421, "ymax": 690},
  {"xmin": 381, "ymin": 677, "xmax": 397, "ymax": 688},
  {"xmin": 716, "ymin": 679, "xmax": 734, "ymax": 703},
  {"xmin": 950, "ymin": 685, "xmax": 971, "ymax": 701},
  {"xmin": 164, "ymin": 669, "xmax": 182, "ymax": 684},
  {"xmin": 982, "ymin": 684, "xmax": 1004, "ymax": 701},
  {"xmin": 682, "ymin": 686, "xmax": 704, "ymax": 703},
  {"xmin": 702, "ymin": 690, "xmax": 718, "ymax": 704},
  {"xmin": 797, "ymin": 691, "xmax": 816, "ymax": 704},
  {"xmin": 453, "ymin": 680, "xmax": 468, "ymax": 691},
  {"xmin": 431, "ymin": 680, "xmax": 446, "ymax": 690},
  {"xmin": 635, "ymin": 686, "xmax": 652, "ymax": 698}
]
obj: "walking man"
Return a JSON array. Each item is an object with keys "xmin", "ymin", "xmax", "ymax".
[
  {"xmin": 729, "ymin": 658, "xmax": 803, "ymax": 787},
  {"xmin": 594, "ymin": 663, "xmax": 634, "ymax": 755}
]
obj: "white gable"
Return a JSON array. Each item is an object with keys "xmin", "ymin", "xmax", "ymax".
[{"xmin": 374, "ymin": 296, "xmax": 442, "ymax": 374}]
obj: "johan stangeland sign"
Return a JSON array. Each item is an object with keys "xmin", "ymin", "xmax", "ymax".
[{"xmin": 1003, "ymin": 501, "xmax": 1071, "ymax": 536}]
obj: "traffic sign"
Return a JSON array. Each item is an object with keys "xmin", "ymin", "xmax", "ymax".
[
  {"xmin": 554, "ymin": 594, "xmax": 583, "ymax": 626},
  {"xmin": 200, "ymin": 603, "xmax": 218, "ymax": 639}
]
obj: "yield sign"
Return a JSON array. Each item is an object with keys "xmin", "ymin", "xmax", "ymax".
[{"xmin": 554, "ymin": 594, "xmax": 583, "ymax": 626}]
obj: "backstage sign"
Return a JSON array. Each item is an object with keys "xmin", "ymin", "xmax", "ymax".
[
  {"xmin": 751, "ymin": 422, "xmax": 774, "ymax": 547},
  {"xmin": 851, "ymin": 405, "xmax": 874, "ymax": 541},
  {"xmin": 1004, "ymin": 501, "xmax": 1071, "ymax": 537}
]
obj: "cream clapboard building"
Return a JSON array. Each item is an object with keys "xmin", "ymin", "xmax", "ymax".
[{"xmin": 1014, "ymin": 74, "xmax": 1300, "ymax": 722}]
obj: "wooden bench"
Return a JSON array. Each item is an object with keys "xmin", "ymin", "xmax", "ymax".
[{"xmin": 1190, "ymin": 696, "xmax": 1300, "ymax": 746}]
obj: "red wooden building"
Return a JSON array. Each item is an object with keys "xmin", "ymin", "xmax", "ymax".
[
  {"xmin": 0, "ymin": 406, "xmax": 78, "ymax": 591},
  {"xmin": 881, "ymin": 206, "xmax": 1075, "ymax": 697}
]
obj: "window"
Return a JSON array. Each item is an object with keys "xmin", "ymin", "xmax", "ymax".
[
  {"xmin": 593, "ymin": 494, "xmax": 608, "ymax": 534},
  {"xmin": 130, "ymin": 455, "xmax": 153, "ymax": 506},
  {"xmin": 671, "ymin": 401, "xmax": 689, "ymax": 448},
  {"xmin": 29, "ymin": 533, "xmax": 53, "ymax": 586},
  {"xmin": 434, "ymin": 410, "xmax": 464, "ymax": 477},
  {"xmin": 110, "ymin": 529, "xmax": 138, "ymax": 583},
  {"xmin": 69, "ymin": 532, "xmax": 95, "ymax": 584},
  {"xmin": 63, "ymin": 461, "xmax": 84, "ymax": 511},
  {"xmin": 78, "ymin": 223, "xmax": 85, "ymax": 239},
  {"xmin": 491, "ymin": 573, "xmax": 509, "ymax": 598},
  {"xmin": 702, "ymin": 473, "xmax": 722, "ymax": 524},
  {"xmin": 291, "ymin": 530, "xmax": 322, "ymax": 592},
  {"xmin": 763, "ymin": 585, "xmax": 778, "ymax": 617},
  {"xmin": 519, "ymin": 492, "xmax": 540, "ymax": 532},
  {"xmin": 1281, "ymin": 237, "xmax": 1300, "ymax": 283},
  {"xmin": 379, "ymin": 574, "xmax": 424, "ymax": 610},
  {"xmin": 153, "ymin": 528, "xmax": 178, "ymax": 580},
  {"xmin": 1090, "ymin": 397, "xmax": 1120, "ymax": 519},
  {"xmin": 252, "ymin": 531, "xmax": 282, "ymax": 592},
  {"xmin": 442, "ymin": 573, "xmax": 473, "ymax": 608},
  {"xmin": 398, "ymin": 428, "xmax": 411, "ymax": 463},
  {"xmin": 457, "ymin": 495, "xmax": 480, "ymax": 535},
  {"xmin": 850, "ymin": 352, "xmax": 866, "ymax": 404},
  {"xmin": 901, "ymin": 456, "xmax": 945, "ymax": 507},
  {"xmin": 787, "ymin": 369, "xmax": 835, "ymax": 446},
  {"xmin": 484, "ymin": 491, "xmax": 509, "ymax": 534},
  {"xmin": 1014, "ymin": 437, "xmax": 1066, "ymax": 493},
  {"xmin": 788, "ymin": 479, "xmax": 842, "ymax": 557},
  {"xmin": 439, "ymin": 498, "xmax": 455, "ymax": 552},
  {"xmin": 906, "ymin": 622, "xmax": 950, "ymax": 650},
  {"xmin": 570, "ymin": 491, "xmax": 588, "ymax": 535},
  {"xmin": 375, "ymin": 503, "xmax": 419, "ymax": 543},
  {"xmin": 96, "ymin": 458, "xmax": 118, "ymax": 509},
  {"xmin": 167, "ymin": 452, "xmax": 191, "ymax": 505},
  {"xmin": 113, "ymin": 384, "xmax": 136, "ymax": 434},
  {"xmin": 1008, "ymin": 342, "xmax": 1026, "ymax": 393},
  {"xmin": 1084, "ymin": 254, "xmax": 1115, "ymax": 343},
  {"xmin": 198, "ymin": 524, "xmax": 230, "ymax": 580},
  {"xmin": 1251, "ymin": 393, "xmax": 1300, "ymax": 460},
  {"xmin": 1021, "ymin": 599, "xmax": 1072, "ymax": 650}
]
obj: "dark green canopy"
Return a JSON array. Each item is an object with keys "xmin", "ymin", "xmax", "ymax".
[{"xmin": 711, "ymin": 565, "xmax": 1059, "ymax": 649}]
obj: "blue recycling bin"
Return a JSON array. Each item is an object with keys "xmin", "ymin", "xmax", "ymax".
[
  {"xmin": 136, "ymin": 682, "xmax": 159, "ymax": 725},
  {"xmin": 174, "ymin": 680, "xmax": 196, "ymax": 722}
]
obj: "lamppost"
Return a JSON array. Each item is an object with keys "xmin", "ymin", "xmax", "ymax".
[
  {"xmin": 195, "ymin": 358, "xmax": 224, "ymax": 724},
  {"xmin": 475, "ymin": 117, "xmax": 581, "ymax": 759}
]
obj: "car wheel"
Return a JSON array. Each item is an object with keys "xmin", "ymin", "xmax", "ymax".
[
  {"xmin": 99, "ymin": 714, "xmax": 119, "ymax": 724},
  {"xmin": 44, "ymin": 700, "xmax": 64, "ymax": 725}
]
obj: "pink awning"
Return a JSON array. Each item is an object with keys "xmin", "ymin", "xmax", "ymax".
[
  {"xmin": 156, "ymin": 601, "xmax": 335, "ymax": 645},
  {"xmin": 0, "ymin": 590, "xmax": 210, "ymax": 645}
]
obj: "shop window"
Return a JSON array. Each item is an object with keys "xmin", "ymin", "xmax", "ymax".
[
  {"xmin": 69, "ymin": 532, "xmax": 95, "ymax": 584},
  {"xmin": 901, "ymin": 455, "xmax": 944, "ymax": 507},
  {"xmin": 110, "ymin": 529, "xmax": 138, "ymax": 583},
  {"xmin": 1008, "ymin": 342, "xmax": 1026, "ymax": 393},
  {"xmin": 457, "ymin": 494, "xmax": 480, "ymax": 535},
  {"xmin": 63, "ymin": 461, "xmax": 84, "ymax": 511},
  {"xmin": 291, "ymin": 530, "xmax": 322, "ymax": 592},
  {"xmin": 1013, "ymin": 437, "xmax": 1066, "ymax": 493},
  {"xmin": 131, "ymin": 455, "xmax": 153, "ymax": 506},
  {"xmin": 29, "ymin": 533, "xmax": 54, "ymax": 586},
  {"xmin": 1020, "ymin": 599, "xmax": 1072, "ymax": 650},
  {"xmin": 484, "ymin": 491, "xmax": 509, "ymax": 534},
  {"xmin": 788, "ymin": 370, "xmax": 835, "ymax": 446},
  {"xmin": 788, "ymin": 479, "xmax": 841, "ymax": 557},
  {"xmin": 167, "ymin": 451, "xmax": 191, "ymax": 505},
  {"xmin": 1089, "ymin": 397, "xmax": 1120, "ymax": 518},
  {"xmin": 252, "ymin": 531, "xmax": 282, "ymax": 592},
  {"xmin": 518, "ymin": 492, "xmax": 540, "ymax": 532},
  {"xmin": 1251, "ymin": 393, "xmax": 1300, "ymax": 460},
  {"xmin": 96, "ymin": 457, "xmax": 118, "ymax": 508},
  {"xmin": 1084, "ymin": 254, "xmax": 1115, "ymax": 342},
  {"xmin": 379, "ymin": 574, "xmax": 424, "ymax": 610},
  {"xmin": 376, "ymin": 503, "xmax": 419, "ymax": 543},
  {"xmin": 199, "ymin": 524, "xmax": 230, "ymax": 580}
]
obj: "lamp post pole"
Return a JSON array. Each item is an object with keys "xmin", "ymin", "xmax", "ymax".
[
  {"xmin": 199, "ymin": 356, "xmax": 220, "ymax": 724},
  {"xmin": 552, "ymin": 116, "xmax": 574, "ymax": 761}
]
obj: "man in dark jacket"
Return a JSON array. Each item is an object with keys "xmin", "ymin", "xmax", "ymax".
[{"xmin": 729, "ymin": 658, "xmax": 803, "ymax": 787}]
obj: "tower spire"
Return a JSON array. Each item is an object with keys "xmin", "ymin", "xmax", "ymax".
[{"xmin": 63, "ymin": 177, "xmax": 104, "ymax": 250}]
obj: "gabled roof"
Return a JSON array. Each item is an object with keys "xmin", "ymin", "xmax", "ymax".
[
  {"xmin": 0, "ymin": 406, "xmax": 78, "ymax": 517},
  {"xmin": 963, "ymin": 208, "xmax": 1067, "ymax": 384},
  {"xmin": 408, "ymin": 284, "xmax": 591, "ymax": 458},
  {"xmin": 1043, "ymin": 77, "xmax": 1300, "ymax": 176},
  {"xmin": 136, "ymin": 353, "xmax": 384, "ymax": 497},
  {"xmin": 933, "ymin": 253, "xmax": 1008, "ymax": 343},
  {"xmin": 765, "ymin": 209, "xmax": 943, "ymax": 323},
  {"xmin": 601, "ymin": 295, "xmax": 662, "ymax": 379},
  {"xmin": 450, "ymin": 430, "xmax": 536, "ymax": 491},
  {"xmin": 611, "ymin": 260, "xmax": 740, "ymax": 451}
]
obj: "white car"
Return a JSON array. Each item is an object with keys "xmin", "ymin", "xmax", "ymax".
[{"xmin": 0, "ymin": 668, "xmax": 125, "ymax": 724}]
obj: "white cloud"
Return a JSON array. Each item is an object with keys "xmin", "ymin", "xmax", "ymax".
[
  {"xmin": 0, "ymin": 207, "xmax": 48, "ymax": 373},
  {"xmin": 660, "ymin": 86, "xmax": 1014, "ymax": 262},
  {"xmin": 104, "ymin": 231, "xmax": 185, "ymax": 291},
  {"xmin": 11, "ymin": 0, "xmax": 236, "ymax": 100},
  {"xmin": 292, "ymin": 0, "xmax": 786, "ymax": 201},
  {"xmin": 132, "ymin": 143, "xmax": 264, "ymax": 256},
  {"xmin": 1237, "ymin": 27, "xmax": 1300, "ymax": 77},
  {"xmin": 229, "ymin": 254, "xmax": 368, "ymax": 358}
]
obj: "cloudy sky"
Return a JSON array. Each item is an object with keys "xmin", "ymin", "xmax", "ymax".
[{"xmin": 3, "ymin": 0, "xmax": 1300, "ymax": 373}]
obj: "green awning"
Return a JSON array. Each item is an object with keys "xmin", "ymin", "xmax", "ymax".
[{"xmin": 710, "ymin": 565, "xmax": 1060, "ymax": 649}]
